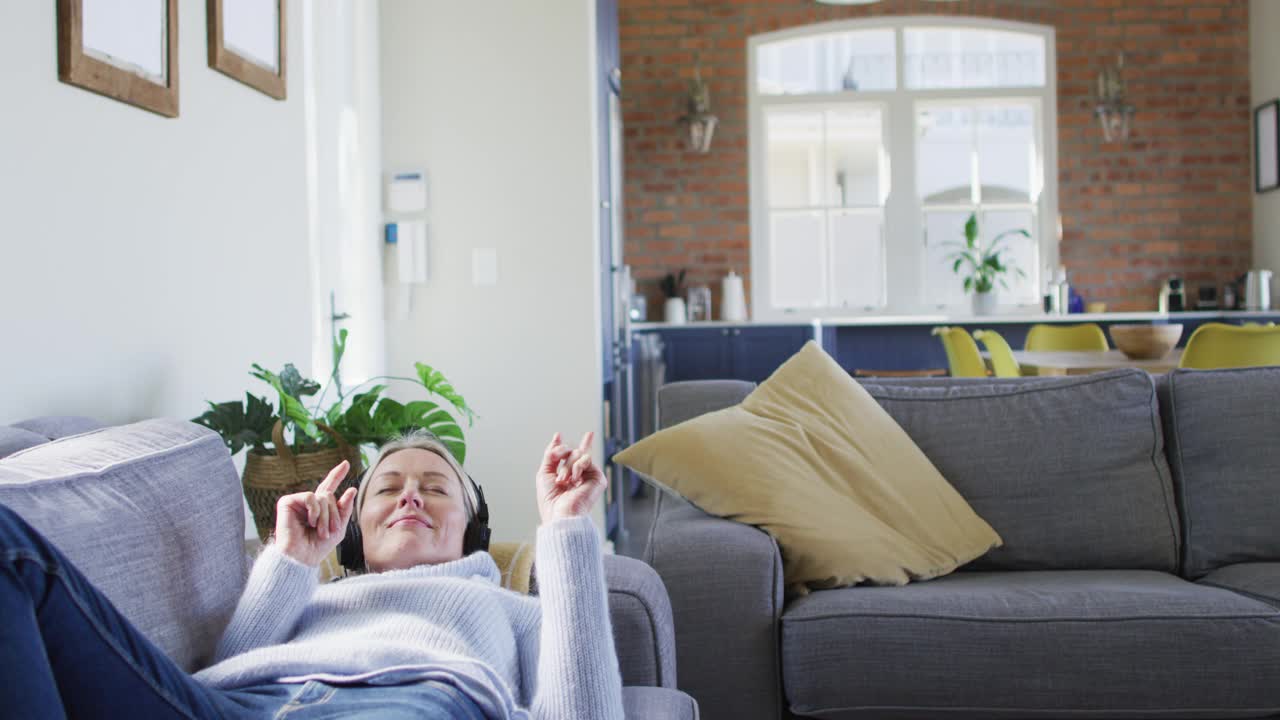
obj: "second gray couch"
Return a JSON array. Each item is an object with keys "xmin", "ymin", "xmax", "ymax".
[{"xmin": 645, "ymin": 367, "xmax": 1280, "ymax": 720}]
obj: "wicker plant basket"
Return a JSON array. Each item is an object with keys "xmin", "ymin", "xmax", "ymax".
[{"xmin": 243, "ymin": 421, "xmax": 361, "ymax": 543}]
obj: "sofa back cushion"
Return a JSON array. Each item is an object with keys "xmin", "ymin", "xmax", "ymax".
[
  {"xmin": 1158, "ymin": 367, "xmax": 1280, "ymax": 578},
  {"xmin": 860, "ymin": 370, "xmax": 1180, "ymax": 572},
  {"xmin": 0, "ymin": 419, "xmax": 247, "ymax": 671}
]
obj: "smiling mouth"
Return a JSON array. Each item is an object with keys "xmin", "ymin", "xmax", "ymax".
[{"xmin": 390, "ymin": 517, "xmax": 432, "ymax": 529}]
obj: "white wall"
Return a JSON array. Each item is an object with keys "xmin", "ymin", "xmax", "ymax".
[
  {"xmin": 379, "ymin": 1, "xmax": 603, "ymax": 542},
  {"xmin": 0, "ymin": 1, "xmax": 312, "ymax": 424},
  {"xmin": 1254, "ymin": 0, "xmax": 1280, "ymax": 285}
]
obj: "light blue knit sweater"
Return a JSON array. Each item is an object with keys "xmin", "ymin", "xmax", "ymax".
[{"xmin": 194, "ymin": 516, "xmax": 623, "ymax": 720}]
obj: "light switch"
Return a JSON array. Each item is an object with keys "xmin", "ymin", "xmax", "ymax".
[{"xmin": 472, "ymin": 248, "xmax": 498, "ymax": 286}]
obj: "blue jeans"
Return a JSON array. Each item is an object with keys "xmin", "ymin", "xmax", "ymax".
[{"xmin": 0, "ymin": 503, "xmax": 489, "ymax": 719}]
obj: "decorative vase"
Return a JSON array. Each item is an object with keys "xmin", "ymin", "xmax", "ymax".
[
  {"xmin": 664, "ymin": 297, "xmax": 687, "ymax": 324},
  {"xmin": 971, "ymin": 291, "xmax": 997, "ymax": 316}
]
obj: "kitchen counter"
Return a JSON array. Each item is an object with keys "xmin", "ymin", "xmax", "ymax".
[
  {"xmin": 633, "ymin": 310, "xmax": 1280, "ymax": 331},
  {"xmin": 631, "ymin": 310, "xmax": 1280, "ymax": 381}
]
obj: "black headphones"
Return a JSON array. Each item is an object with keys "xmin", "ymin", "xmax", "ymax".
[{"xmin": 338, "ymin": 470, "xmax": 491, "ymax": 573}]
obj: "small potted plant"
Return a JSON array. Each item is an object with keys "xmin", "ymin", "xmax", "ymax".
[
  {"xmin": 946, "ymin": 213, "xmax": 1028, "ymax": 315},
  {"xmin": 660, "ymin": 269, "xmax": 688, "ymax": 324}
]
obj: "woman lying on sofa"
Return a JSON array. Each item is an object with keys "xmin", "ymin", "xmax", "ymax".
[{"xmin": 0, "ymin": 430, "xmax": 622, "ymax": 719}]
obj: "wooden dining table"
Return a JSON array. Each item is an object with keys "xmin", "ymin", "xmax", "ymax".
[{"xmin": 982, "ymin": 349, "xmax": 1184, "ymax": 376}]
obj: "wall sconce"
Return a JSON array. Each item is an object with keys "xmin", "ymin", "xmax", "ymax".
[
  {"xmin": 1095, "ymin": 52, "xmax": 1135, "ymax": 142},
  {"xmin": 679, "ymin": 65, "xmax": 717, "ymax": 153}
]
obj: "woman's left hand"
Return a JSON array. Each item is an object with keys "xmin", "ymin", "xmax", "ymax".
[{"xmin": 536, "ymin": 431, "xmax": 607, "ymax": 524}]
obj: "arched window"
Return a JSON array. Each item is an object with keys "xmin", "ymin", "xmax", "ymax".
[{"xmin": 749, "ymin": 17, "xmax": 1057, "ymax": 318}]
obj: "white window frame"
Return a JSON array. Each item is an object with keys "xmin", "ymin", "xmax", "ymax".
[{"xmin": 748, "ymin": 16, "xmax": 1059, "ymax": 320}]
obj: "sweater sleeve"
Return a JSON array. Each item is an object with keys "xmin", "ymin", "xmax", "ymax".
[
  {"xmin": 211, "ymin": 543, "xmax": 319, "ymax": 663},
  {"xmin": 527, "ymin": 516, "xmax": 624, "ymax": 720}
]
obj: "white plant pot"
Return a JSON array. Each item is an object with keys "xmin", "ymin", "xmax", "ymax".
[
  {"xmin": 971, "ymin": 291, "xmax": 997, "ymax": 316},
  {"xmin": 664, "ymin": 297, "xmax": 687, "ymax": 325}
]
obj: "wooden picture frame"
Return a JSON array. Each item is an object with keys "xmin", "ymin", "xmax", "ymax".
[
  {"xmin": 57, "ymin": 0, "xmax": 179, "ymax": 118},
  {"xmin": 1257, "ymin": 100, "xmax": 1280, "ymax": 194},
  {"xmin": 208, "ymin": 0, "xmax": 287, "ymax": 100}
]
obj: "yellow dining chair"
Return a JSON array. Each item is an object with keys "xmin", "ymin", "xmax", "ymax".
[
  {"xmin": 932, "ymin": 326, "xmax": 988, "ymax": 378},
  {"xmin": 1024, "ymin": 323, "xmax": 1109, "ymax": 352},
  {"xmin": 1178, "ymin": 323, "xmax": 1280, "ymax": 369},
  {"xmin": 972, "ymin": 329, "xmax": 1021, "ymax": 378}
]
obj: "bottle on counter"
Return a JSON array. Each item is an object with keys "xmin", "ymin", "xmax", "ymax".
[
  {"xmin": 721, "ymin": 270, "xmax": 748, "ymax": 322},
  {"xmin": 1167, "ymin": 276, "xmax": 1185, "ymax": 312},
  {"xmin": 1055, "ymin": 266, "xmax": 1070, "ymax": 315},
  {"xmin": 1044, "ymin": 282, "xmax": 1060, "ymax": 314}
]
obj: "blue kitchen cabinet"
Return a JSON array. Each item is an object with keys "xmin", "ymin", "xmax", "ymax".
[
  {"xmin": 731, "ymin": 325, "xmax": 814, "ymax": 382},
  {"xmin": 661, "ymin": 328, "xmax": 735, "ymax": 381},
  {"xmin": 648, "ymin": 325, "xmax": 814, "ymax": 383}
]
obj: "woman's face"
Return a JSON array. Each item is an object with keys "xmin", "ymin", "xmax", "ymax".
[{"xmin": 358, "ymin": 448, "xmax": 469, "ymax": 572}]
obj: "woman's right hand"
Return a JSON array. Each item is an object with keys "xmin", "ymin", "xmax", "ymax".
[{"xmin": 274, "ymin": 460, "xmax": 358, "ymax": 568}]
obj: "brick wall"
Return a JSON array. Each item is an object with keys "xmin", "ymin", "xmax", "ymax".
[{"xmin": 620, "ymin": 0, "xmax": 1251, "ymax": 314}]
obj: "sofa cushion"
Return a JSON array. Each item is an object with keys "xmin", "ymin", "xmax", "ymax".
[
  {"xmin": 0, "ymin": 419, "xmax": 247, "ymax": 672},
  {"xmin": 11, "ymin": 415, "xmax": 104, "ymax": 439},
  {"xmin": 1158, "ymin": 367, "xmax": 1280, "ymax": 578},
  {"xmin": 860, "ymin": 370, "xmax": 1180, "ymax": 572},
  {"xmin": 781, "ymin": 570, "xmax": 1280, "ymax": 719},
  {"xmin": 615, "ymin": 341, "xmax": 1002, "ymax": 592},
  {"xmin": 1198, "ymin": 562, "xmax": 1280, "ymax": 610},
  {"xmin": 0, "ymin": 426, "xmax": 47, "ymax": 459}
]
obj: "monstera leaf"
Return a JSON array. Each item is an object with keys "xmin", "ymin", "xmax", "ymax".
[
  {"xmin": 415, "ymin": 363, "xmax": 475, "ymax": 426},
  {"xmin": 192, "ymin": 393, "xmax": 276, "ymax": 454}
]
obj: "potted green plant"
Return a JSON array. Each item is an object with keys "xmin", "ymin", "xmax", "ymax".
[
  {"xmin": 946, "ymin": 213, "xmax": 1028, "ymax": 316},
  {"xmin": 193, "ymin": 329, "xmax": 474, "ymax": 541},
  {"xmin": 660, "ymin": 269, "xmax": 687, "ymax": 324}
]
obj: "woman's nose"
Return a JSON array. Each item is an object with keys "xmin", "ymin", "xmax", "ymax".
[{"xmin": 398, "ymin": 490, "xmax": 423, "ymax": 508}]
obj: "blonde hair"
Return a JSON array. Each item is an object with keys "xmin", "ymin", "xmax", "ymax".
[{"xmin": 354, "ymin": 431, "xmax": 476, "ymax": 523}]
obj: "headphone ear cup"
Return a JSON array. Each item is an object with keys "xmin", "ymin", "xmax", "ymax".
[
  {"xmin": 338, "ymin": 518, "xmax": 363, "ymax": 571},
  {"xmin": 463, "ymin": 477, "xmax": 491, "ymax": 555}
]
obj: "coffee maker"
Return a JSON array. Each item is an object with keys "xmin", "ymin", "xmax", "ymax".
[{"xmin": 1158, "ymin": 276, "xmax": 1185, "ymax": 313}]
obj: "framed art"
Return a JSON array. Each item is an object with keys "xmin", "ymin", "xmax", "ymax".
[
  {"xmin": 57, "ymin": 0, "xmax": 179, "ymax": 118},
  {"xmin": 1258, "ymin": 99, "xmax": 1279, "ymax": 194},
  {"xmin": 208, "ymin": 0, "xmax": 287, "ymax": 100}
]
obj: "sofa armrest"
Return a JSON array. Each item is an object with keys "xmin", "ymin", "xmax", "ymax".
[
  {"xmin": 605, "ymin": 553, "xmax": 677, "ymax": 688},
  {"xmin": 644, "ymin": 492, "xmax": 785, "ymax": 720},
  {"xmin": 623, "ymin": 686, "xmax": 699, "ymax": 720}
]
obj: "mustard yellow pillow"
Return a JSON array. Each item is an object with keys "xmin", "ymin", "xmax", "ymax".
[{"xmin": 614, "ymin": 341, "xmax": 1000, "ymax": 592}]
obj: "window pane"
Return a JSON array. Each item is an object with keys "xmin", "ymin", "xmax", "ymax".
[
  {"xmin": 770, "ymin": 211, "xmax": 826, "ymax": 308},
  {"xmin": 983, "ymin": 209, "xmax": 1038, "ymax": 303},
  {"xmin": 766, "ymin": 111, "xmax": 823, "ymax": 208},
  {"xmin": 904, "ymin": 27, "xmax": 1045, "ymax": 90},
  {"xmin": 826, "ymin": 108, "xmax": 884, "ymax": 207},
  {"xmin": 829, "ymin": 210, "xmax": 884, "ymax": 309},
  {"xmin": 978, "ymin": 105, "xmax": 1035, "ymax": 203},
  {"xmin": 923, "ymin": 210, "xmax": 971, "ymax": 307},
  {"xmin": 757, "ymin": 29, "xmax": 896, "ymax": 95},
  {"xmin": 917, "ymin": 107, "xmax": 973, "ymax": 205}
]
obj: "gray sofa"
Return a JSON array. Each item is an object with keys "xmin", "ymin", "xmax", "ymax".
[
  {"xmin": 645, "ymin": 367, "xmax": 1280, "ymax": 720},
  {"xmin": 0, "ymin": 416, "xmax": 697, "ymax": 719}
]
